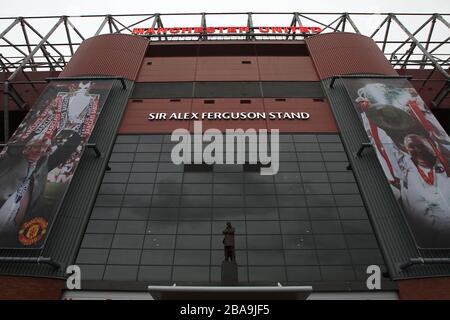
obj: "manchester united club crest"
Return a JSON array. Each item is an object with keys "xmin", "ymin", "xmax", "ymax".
[{"xmin": 18, "ymin": 217, "xmax": 48, "ymax": 246}]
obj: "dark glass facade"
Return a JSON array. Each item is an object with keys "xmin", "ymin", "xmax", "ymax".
[{"xmin": 77, "ymin": 133, "xmax": 386, "ymax": 287}]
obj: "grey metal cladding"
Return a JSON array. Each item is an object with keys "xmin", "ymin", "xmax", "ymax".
[
  {"xmin": 195, "ymin": 82, "xmax": 261, "ymax": 98},
  {"xmin": 131, "ymin": 81, "xmax": 324, "ymax": 99},
  {"xmin": 132, "ymin": 82, "xmax": 194, "ymax": 99},
  {"xmin": 322, "ymin": 77, "xmax": 450, "ymax": 279},
  {"xmin": 0, "ymin": 79, "xmax": 134, "ymax": 278},
  {"xmin": 261, "ymin": 82, "xmax": 324, "ymax": 98}
]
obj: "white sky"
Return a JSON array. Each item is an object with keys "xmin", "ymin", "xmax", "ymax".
[
  {"xmin": 0, "ymin": 0, "xmax": 449, "ymax": 69},
  {"xmin": 1, "ymin": 0, "xmax": 449, "ymax": 17}
]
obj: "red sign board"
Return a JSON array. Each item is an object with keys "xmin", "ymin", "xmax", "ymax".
[{"xmin": 132, "ymin": 26, "xmax": 322, "ymax": 35}]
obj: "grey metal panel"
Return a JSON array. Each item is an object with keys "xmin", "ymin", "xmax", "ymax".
[
  {"xmin": 322, "ymin": 76, "xmax": 450, "ymax": 279},
  {"xmin": 132, "ymin": 81, "xmax": 324, "ymax": 99},
  {"xmin": 261, "ymin": 82, "xmax": 324, "ymax": 98},
  {"xmin": 195, "ymin": 82, "xmax": 261, "ymax": 98},
  {"xmin": 0, "ymin": 79, "xmax": 133, "ymax": 278},
  {"xmin": 132, "ymin": 82, "xmax": 194, "ymax": 99}
]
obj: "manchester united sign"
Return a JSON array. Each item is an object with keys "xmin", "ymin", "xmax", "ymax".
[{"xmin": 132, "ymin": 26, "xmax": 322, "ymax": 35}]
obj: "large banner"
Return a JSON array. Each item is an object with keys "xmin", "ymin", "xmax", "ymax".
[
  {"xmin": 343, "ymin": 78, "xmax": 450, "ymax": 249},
  {"xmin": 0, "ymin": 80, "xmax": 113, "ymax": 249}
]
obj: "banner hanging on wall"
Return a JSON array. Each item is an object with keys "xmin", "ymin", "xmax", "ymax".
[
  {"xmin": 343, "ymin": 78, "xmax": 450, "ymax": 249},
  {"xmin": 0, "ymin": 80, "xmax": 113, "ymax": 249}
]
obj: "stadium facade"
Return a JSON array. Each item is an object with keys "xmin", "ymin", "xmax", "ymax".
[{"xmin": 0, "ymin": 12, "xmax": 449, "ymax": 300}]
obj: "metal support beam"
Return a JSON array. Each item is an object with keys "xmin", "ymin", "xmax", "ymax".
[
  {"xmin": 7, "ymin": 83, "xmax": 26, "ymax": 109},
  {"xmin": 110, "ymin": 17, "xmax": 133, "ymax": 34},
  {"xmin": 286, "ymin": 14, "xmax": 297, "ymax": 40},
  {"xmin": 0, "ymin": 55, "xmax": 9, "ymax": 72},
  {"xmin": 329, "ymin": 74, "xmax": 412, "ymax": 89},
  {"xmin": 341, "ymin": 15, "xmax": 347, "ymax": 32},
  {"xmin": 298, "ymin": 13, "xmax": 341, "ymax": 33},
  {"xmin": 86, "ymin": 143, "xmax": 102, "ymax": 158},
  {"xmin": 46, "ymin": 76, "xmax": 127, "ymax": 90},
  {"xmin": 355, "ymin": 142, "xmax": 373, "ymax": 158},
  {"xmin": 109, "ymin": 17, "xmax": 121, "ymax": 34},
  {"xmin": 395, "ymin": 43, "xmax": 416, "ymax": 68},
  {"xmin": 382, "ymin": 17, "xmax": 392, "ymax": 53},
  {"xmin": 63, "ymin": 16, "xmax": 74, "ymax": 55},
  {"xmin": 435, "ymin": 14, "xmax": 450, "ymax": 29},
  {"xmin": 292, "ymin": 12, "xmax": 303, "ymax": 40},
  {"xmin": 40, "ymin": 45, "xmax": 56, "ymax": 71},
  {"xmin": 391, "ymin": 14, "xmax": 449, "ymax": 80},
  {"xmin": 317, "ymin": 15, "xmax": 344, "ymax": 34},
  {"xmin": 148, "ymin": 14, "xmax": 159, "ymax": 42},
  {"xmin": 19, "ymin": 17, "xmax": 37, "ymax": 71},
  {"xmin": 389, "ymin": 14, "xmax": 434, "ymax": 63},
  {"xmin": 0, "ymin": 12, "xmax": 448, "ymax": 89},
  {"xmin": 420, "ymin": 15, "xmax": 437, "ymax": 69},
  {"xmin": 0, "ymin": 54, "xmax": 15, "ymax": 71},
  {"xmin": 431, "ymin": 81, "xmax": 450, "ymax": 108},
  {"xmin": 94, "ymin": 16, "xmax": 109, "ymax": 36},
  {"xmin": 0, "ymin": 80, "xmax": 47, "ymax": 85},
  {"xmin": 7, "ymin": 17, "xmax": 64, "ymax": 82},
  {"xmin": 2, "ymin": 35, "xmax": 29, "ymax": 57},
  {"xmin": 151, "ymin": 14, "xmax": 159, "ymax": 30},
  {"xmin": 0, "ymin": 18, "xmax": 20, "ymax": 40},
  {"xmin": 3, "ymin": 81, "xmax": 9, "ymax": 142},
  {"xmin": 334, "ymin": 16, "xmax": 344, "ymax": 32},
  {"xmin": 421, "ymin": 67, "xmax": 437, "ymax": 89},
  {"xmin": 247, "ymin": 12, "xmax": 255, "ymax": 41},
  {"xmin": 200, "ymin": 13, "xmax": 207, "ymax": 41},
  {"xmin": 0, "ymin": 256, "xmax": 61, "ymax": 270},
  {"xmin": 399, "ymin": 258, "xmax": 450, "ymax": 270},
  {"xmin": 155, "ymin": 14, "xmax": 168, "ymax": 41},
  {"xmin": 370, "ymin": 15, "xmax": 390, "ymax": 38},
  {"xmin": 345, "ymin": 13, "xmax": 360, "ymax": 34},
  {"xmin": 107, "ymin": 15, "xmax": 114, "ymax": 34},
  {"xmin": 22, "ymin": 19, "xmax": 66, "ymax": 65},
  {"xmin": 117, "ymin": 15, "xmax": 155, "ymax": 33},
  {"xmin": 66, "ymin": 18, "xmax": 85, "ymax": 41}
]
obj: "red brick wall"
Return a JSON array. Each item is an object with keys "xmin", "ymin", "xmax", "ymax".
[
  {"xmin": 397, "ymin": 68, "xmax": 450, "ymax": 109},
  {"xmin": 60, "ymin": 34, "xmax": 148, "ymax": 81},
  {"xmin": 0, "ymin": 276, "xmax": 65, "ymax": 300},
  {"xmin": 306, "ymin": 32, "xmax": 397, "ymax": 80},
  {"xmin": 0, "ymin": 71, "xmax": 60, "ymax": 111},
  {"xmin": 397, "ymin": 277, "xmax": 450, "ymax": 300},
  {"xmin": 136, "ymin": 56, "xmax": 319, "ymax": 82}
]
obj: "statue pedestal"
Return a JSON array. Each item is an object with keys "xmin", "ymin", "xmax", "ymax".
[{"xmin": 221, "ymin": 260, "xmax": 238, "ymax": 285}]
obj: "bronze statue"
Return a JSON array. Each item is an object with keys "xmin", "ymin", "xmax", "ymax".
[{"xmin": 222, "ymin": 222, "xmax": 235, "ymax": 262}]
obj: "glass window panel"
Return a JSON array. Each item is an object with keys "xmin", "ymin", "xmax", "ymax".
[
  {"xmin": 175, "ymin": 235, "xmax": 211, "ymax": 249},
  {"xmin": 177, "ymin": 221, "xmax": 212, "ymax": 234},
  {"xmin": 140, "ymin": 250, "xmax": 174, "ymax": 265}
]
